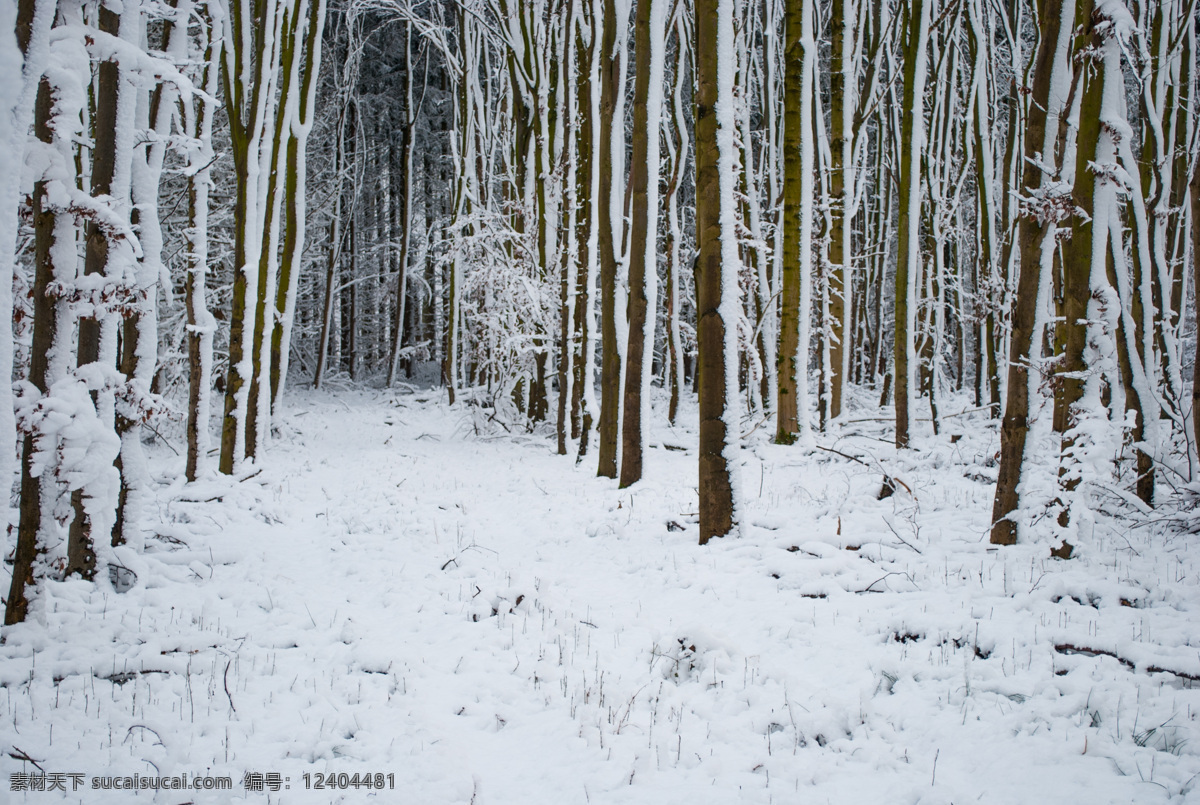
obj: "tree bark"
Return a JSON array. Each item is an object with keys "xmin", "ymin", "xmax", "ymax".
[
  {"xmin": 1051, "ymin": 0, "xmax": 1098, "ymax": 530},
  {"xmin": 620, "ymin": 0, "xmax": 665, "ymax": 487},
  {"xmin": 695, "ymin": 0, "xmax": 738, "ymax": 542},
  {"xmin": 185, "ymin": 20, "xmax": 219, "ymax": 482},
  {"xmin": 596, "ymin": 0, "xmax": 622, "ymax": 478},
  {"xmin": 663, "ymin": 14, "xmax": 689, "ymax": 427},
  {"xmin": 220, "ymin": 0, "xmax": 283, "ymax": 473},
  {"xmin": 386, "ymin": 24, "xmax": 415, "ymax": 388},
  {"xmin": 990, "ymin": 0, "xmax": 1070, "ymax": 544},
  {"xmin": 67, "ymin": 2, "xmax": 124, "ymax": 579},
  {"xmin": 272, "ymin": 0, "xmax": 326, "ymax": 409},
  {"xmin": 827, "ymin": 0, "xmax": 853, "ymax": 420},
  {"xmin": 776, "ymin": 0, "xmax": 813, "ymax": 442},
  {"xmin": 1192, "ymin": 148, "xmax": 1200, "ymax": 460},
  {"xmin": 574, "ymin": 0, "xmax": 599, "ymax": 455},
  {"xmin": 7, "ymin": 48, "xmax": 59, "ymax": 624},
  {"xmin": 893, "ymin": 0, "xmax": 930, "ymax": 450}
]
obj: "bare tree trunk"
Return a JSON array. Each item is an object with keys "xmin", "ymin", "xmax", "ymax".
[
  {"xmin": 620, "ymin": 0, "xmax": 666, "ymax": 487},
  {"xmin": 314, "ymin": 102, "xmax": 348, "ymax": 390},
  {"xmin": 894, "ymin": 0, "xmax": 931, "ymax": 450},
  {"xmin": 574, "ymin": 0, "xmax": 598, "ymax": 454},
  {"xmin": 387, "ymin": 24, "xmax": 416, "ymax": 388},
  {"xmin": 663, "ymin": 12, "xmax": 690, "ymax": 427},
  {"xmin": 68, "ymin": 1, "xmax": 125, "ymax": 579},
  {"xmin": 558, "ymin": 4, "xmax": 580, "ymax": 455},
  {"xmin": 186, "ymin": 20, "xmax": 220, "ymax": 483},
  {"xmin": 967, "ymin": 0, "xmax": 997, "ymax": 414},
  {"xmin": 1050, "ymin": 0, "xmax": 1098, "ymax": 536},
  {"xmin": 992, "ymin": 0, "xmax": 1022, "ymax": 420},
  {"xmin": 1170, "ymin": 21, "xmax": 1194, "ymax": 471},
  {"xmin": 827, "ymin": 0, "xmax": 853, "ymax": 420},
  {"xmin": 1192, "ymin": 156, "xmax": 1200, "ymax": 460},
  {"xmin": 345, "ymin": 205, "xmax": 358, "ymax": 380},
  {"xmin": 776, "ymin": 0, "xmax": 814, "ymax": 442},
  {"xmin": 7, "ymin": 6, "xmax": 60, "ymax": 622},
  {"xmin": 246, "ymin": 2, "xmax": 301, "ymax": 460},
  {"xmin": 219, "ymin": 0, "xmax": 285, "ymax": 473},
  {"xmin": 695, "ymin": 0, "xmax": 739, "ymax": 542},
  {"xmin": 596, "ymin": 0, "xmax": 623, "ymax": 478},
  {"xmin": 114, "ymin": 0, "xmax": 182, "ymax": 545},
  {"xmin": 990, "ymin": 0, "xmax": 1070, "ymax": 544},
  {"xmin": 272, "ymin": 0, "xmax": 327, "ymax": 409}
]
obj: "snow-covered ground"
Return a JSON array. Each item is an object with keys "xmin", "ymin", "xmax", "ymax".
[{"xmin": 1, "ymin": 387, "xmax": 1198, "ymax": 804}]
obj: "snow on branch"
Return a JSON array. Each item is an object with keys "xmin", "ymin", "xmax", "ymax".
[
  {"xmin": 44, "ymin": 278, "xmax": 150, "ymax": 319},
  {"xmin": 1015, "ymin": 181, "xmax": 1079, "ymax": 226},
  {"xmin": 39, "ymin": 178, "xmax": 144, "ymax": 257},
  {"xmin": 50, "ymin": 24, "xmax": 210, "ymax": 102},
  {"xmin": 14, "ymin": 375, "xmax": 121, "ymax": 495},
  {"xmin": 1086, "ymin": 158, "xmax": 1125, "ymax": 192},
  {"xmin": 1091, "ymin": 0, "xmax": 1136, "ymax": 43}
]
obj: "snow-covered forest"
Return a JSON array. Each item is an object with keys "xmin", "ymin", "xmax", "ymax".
[{"xmin": 1, "ymin": 0, "xmax": 1199, "ymax": 799}]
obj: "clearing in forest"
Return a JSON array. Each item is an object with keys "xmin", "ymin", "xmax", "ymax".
[{"xmin": 0, "ymin": 389, "xmax": 1197, "ymax": 804}]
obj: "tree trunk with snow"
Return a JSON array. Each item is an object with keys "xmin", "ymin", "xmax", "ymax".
[
  {"xmin": 185, "ymin": 9, "xmax": 221, "ymax": 482},
  {"xmin": 0, "ymin": 0, "xmax": 48, "ymax": 505},
  {"xmin": 1193, "ymin": 152, "xmax": 1200, "ymax": 461},
  {"xmin": 662, "ymin": 12, "xmax": 690, "ymax": 427},
  {"xmin": 776, "ymin": 0, "xmax": 814, "ymax": 443},
  {"xmin": 826, "ymin": 0, "xmax": 854, "ymax": 421},
  {"xmin": 571, "ymin": 0, "xmax": 596, "ymax": 446},
  {"xmin": 271, "ymin": 0, "xmax": 326, "ymax": 410},
  {"xmin": 558, "ymin": 1, "xmax": 583, "ymax": 455},
  {"xmin": 114, "ymin": 0, "xmax": 182, "ymax": 545},
  {"xmin": 245, "ymin": 1, "xmax": 303, "ymax": 460},
  {"xmin": 619, "ymin": 0, "xmax": 666, "ymax": 488},
  {"xmin": 1050, "ymin": 0, "xmax": 1099, "ymax": 537},
  {"xmin": 989, "ymin": 0, "xmax": 1071, "ymax": 545},
  {"xmin": 219, "ymin": 0, "xmax": 287, "ymax": 473},
  {"xmin": 7, "ymin": 0, "xmax": 60, "ymax": 624},
  {"xmin": 695, "ymin": 0, "xmax": 740, "ymax": 542},
  {"xmin": 67, "ymin": 1, "xmax": 127, "ymax": 579},
  {"xmin": 893, "ymin": 0, "xmax": 931, "ymax": 450},
  {"xmin": 596, "ymin": 0, "xmax": 625, "ymax": 478}
]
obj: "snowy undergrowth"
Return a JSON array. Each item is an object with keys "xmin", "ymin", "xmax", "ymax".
[{"xmin": 0, "ymin": 387, "xmax": 1197, "ymax": 804}]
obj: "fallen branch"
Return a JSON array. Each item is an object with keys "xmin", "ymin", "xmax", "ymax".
[
  {"xmin": 815, "ymin": 445, "xmax": 914, "ymax": 497},
  {"xmin": 125, "ymin": 724, "xmax": 165, "ymax": 746},
  {"xmin": 882, "ymin": 515, "xmax": 922, "ymax": 554},
  {"xmin": 1054, "ymin": 643, "xmax": 1200, "ymax": 682},
  {"xmin": 857, "ymin": 571, "xmax": 918, "ymax": 593},
  {"xmin": 842, "ymin": 404, "xmax": 997, "ymax": 424},
  {"xmin": 8, "ymin": 746, "xmax": 44, "ymax": 772}
]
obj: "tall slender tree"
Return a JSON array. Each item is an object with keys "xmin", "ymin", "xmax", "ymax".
[
  {"xmin": 620, "ymin": 0, "xmax": 667, "ymax": 487},
  {"xmin": 990, "ymin": 0, "xmax": 1074, "ymax": 544},
  {"xmin": 695, "ymin": 0, "xmax": 740, "ymax": 542},
  {"xmin": 893, "ymin": 0, "xmax": 931, "ymax": 449},
  {"xmin": 776, "ymin": 0, "xmax": 815, "ymax": 443},
  {"xmin": 7, "ymin": 0, "xmax": 62, "ymax": 624},
  {"xmin": 184, "ymin": 3, "xmax": 222, "ymax": 482},
  {"xmin": 596, "ymin": 0, "xmax": 628, "ymax": 478}
]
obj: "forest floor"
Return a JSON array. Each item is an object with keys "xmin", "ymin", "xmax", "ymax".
[{"xmin": 0, "ymin": 385, "xmax": 1198, "ymax": 804}]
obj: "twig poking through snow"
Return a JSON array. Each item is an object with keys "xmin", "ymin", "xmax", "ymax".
[
  {"xmin": 815, "ymin": 445, "xmax": 914, "ymax": 498},
  {"xmin": 8, "ymin": 747, "xmax": 44, "ymax": 772},
  {"xmin": 224, "ymin": 660, "xmax": 236, "ymax": 714},
  {"xmin": 126, "ymin": 724, "xmax": 164, "ymax": 746},
  {"xmin": 882, "ymin": 515, "xmax": 923, "ymax": 554}
]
